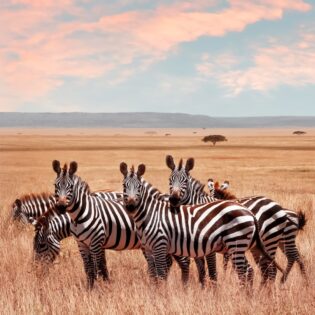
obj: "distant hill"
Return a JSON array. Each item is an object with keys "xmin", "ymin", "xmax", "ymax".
[{"xmin": 0, "ymin": 112, "xmax": 314, "ymax": 128}]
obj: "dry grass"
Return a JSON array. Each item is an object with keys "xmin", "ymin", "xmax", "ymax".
[{"xmin": 0, "ymin": 128, "xmax": 314, "ymax": 315}]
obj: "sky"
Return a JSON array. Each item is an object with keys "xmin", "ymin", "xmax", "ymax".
[{"xmin": 1, "ymin": 0, "xmax": 315, "ymax": 116}]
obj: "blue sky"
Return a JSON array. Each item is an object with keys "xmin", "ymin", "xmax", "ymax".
[{"xmin": 1, "ymin": 0, "xmax": 315, "ymax": 116}]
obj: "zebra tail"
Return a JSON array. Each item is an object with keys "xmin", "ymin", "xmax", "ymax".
[
  {"xmin": 253, "ymin": 216, "xmax": 284, "ymax": 274},
  {"xmin": 285, "ymin": 211, "xmax": 307, "ymax": 231},
  {"xmin": 297, "ymin": 210, "xmax": 307, "ymax": 230}
]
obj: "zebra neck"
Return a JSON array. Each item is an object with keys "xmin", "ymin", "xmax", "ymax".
[
  {"xmin": 141, "ymin": 180, "xmax": 165, "ymax": 200},
  {"xmin": 188, "ymin": 178, "xmax": 214, "ymax": 204},
  {"xmin": 66, "ymin": 181, "xmax": 91, "ymax": 222},
  {"xmin": 133, "ymin": 181, "xmax": 165, "ymax": 230},
  {"xmin": 50, "ymin": 215, "xmax": 71, "ymax": 240}
]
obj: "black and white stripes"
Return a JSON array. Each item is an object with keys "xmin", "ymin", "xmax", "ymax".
[
  {"xmin": 11, "ymin": 155, "xmax": 306, "ymax": 290},
  {"xmin": 119, "ymin": 162, "xmax": 280, "ymax": 285}
]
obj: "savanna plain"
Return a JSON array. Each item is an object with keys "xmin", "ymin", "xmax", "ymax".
[{"xmin": 0, "ymin": 128, "xmax": 314, "ymax": 315}]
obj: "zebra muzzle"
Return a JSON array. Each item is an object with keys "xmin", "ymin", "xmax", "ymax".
[{"xmin": 169, "ymin": 194, "xmax": 181, "ymax": 207}]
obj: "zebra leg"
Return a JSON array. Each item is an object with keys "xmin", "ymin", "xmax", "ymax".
[
  {"xmin": 251, "ymin": 247, "xmax": 270, "ymax": 285},
  {"xmin": 261, "ymin": 247, "xmax": 277, "ymax": 284},
  {"xmin": 153, "ymin": 244, "xmax": 168, "ymax": 280},
  {"xmin": 206, "ymin": 252, "xmax": 217, "ymax": 284},
  {"xmin": 78, "ymin": 242, "xmax": 95, "ymax": 289},
  {"xmin": 91, "ymin": 246, "xmax": 106, "ymax": 286},
  {"xmin": 173, "ymin": 255, "xmax": 190, "ymax": 285},
  {"xmin": 230, "ymin": 250, "xmax": 248, "ymax": 286},
  {"xmin": 245, "ymin": 257, "xmax": 254, "ymax": 287},
  {"xmin": 97, "ymin": 250, "xmax": 110, "ymax": 282},
  {"xmin": 141, "ymin": 248, "xmax": 157, "ymax": 280},
  {"xmin": 280, "ymin": 241, "xmax": 306, "ymax": 283},
  {"xmin": 194, "ymin": 257, "xmax": 206, "ymax": 288},
  {"xmin": 223, "ymin": 252, "xmax": 230, "ymax": 271}
]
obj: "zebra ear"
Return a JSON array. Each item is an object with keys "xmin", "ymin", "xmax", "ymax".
[
  {"xmin": 207, "ymin": 179, "xmax": 214, "ymax": 188},
  {"xmin": 120, "ymin": 162, "xmax": 128, "ymax": 177},
  {"xmin": 166, "ymin": 155, "xmax": 175, "ymax": 170},
  {"xmin": 52, "ymin": 160, "xmax": 61, "ymax": 174},
  {"xmin": 69, "ymin": 161, "xmax": 78, "ymax": 177},
  {"xmin": 185, "ymin": 158, "xmax": 194, "ymax": 173},
  {"xmin": 15, "ymin": 199, "xmax": 22, "ymax": 208},
  {"xmin": 178, "ymin": 159, "xmax": 183, "ymax": 170},
  {"xmin": 137, "ymin": 164, "xmax": 146, "ymax": 178},
  {"xmin": 221, "ymin": 181, "xmax": 230, "ymax": 190}
]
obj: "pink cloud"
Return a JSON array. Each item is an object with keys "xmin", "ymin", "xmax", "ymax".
[
  {"xmin": 197, "ymin": 32, "xmax": 315, "ymax": 95},
  {"xmin": 0, "ymin": 0, "xmax": 312, "ymax": 110},
  {"xmin": 91, "ymin": 0, "xmax": 311, "ymax": 52}
]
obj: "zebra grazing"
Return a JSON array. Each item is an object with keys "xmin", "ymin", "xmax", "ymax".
[
  {"xmin": 214, "ymin": 180, "xmax": 307, "ymax": 283},
  {"xmin": 12, "ymin": 193, "xmax": 57, "ymax": 224},
  {"xmin": 166, "ymin": 155, "xmax": 289, "ymax": 285},
  {"xmin": 30, "ymin": 189, "xmax": 124, "ymax": 264},
  {"xmin": 119, "ymin": 162, "xmax": 282, "ymax": 286},
  {"xmin": 51, "ymin": 160, "xmax": 190, "ymax": 288},
  {"xmin": 30, "ymin": 213, "xmax": 71, "ymax": 264}
]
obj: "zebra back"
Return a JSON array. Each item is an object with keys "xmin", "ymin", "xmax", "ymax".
[{"xmin": 12, "ymin": 193, "xmax": 57, "ymax": 225}]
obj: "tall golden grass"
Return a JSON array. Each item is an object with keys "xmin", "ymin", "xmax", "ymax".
[{"xmin": 0, "ymin": 129, "xmax": 314, "ymax": 314}]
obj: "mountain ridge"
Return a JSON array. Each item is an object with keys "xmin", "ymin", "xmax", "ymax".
[{"xmin": 0, "ymin": 112, "xmax": 314, "ymax": 128}]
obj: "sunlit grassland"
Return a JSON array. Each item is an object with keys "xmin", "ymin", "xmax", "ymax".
[{"xmin": 0, "ymin": 129, "xmax": 314, "ymax": 314}]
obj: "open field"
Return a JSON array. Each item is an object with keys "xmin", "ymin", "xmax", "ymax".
[{"xmin": 0, "ymin": 128, "xmax": 314, "ymax": 314}]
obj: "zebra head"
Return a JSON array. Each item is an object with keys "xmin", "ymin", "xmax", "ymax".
[
  {"xmin": 11, "ymin": 199, "xmax": 29, "ymax": 224},
  {"xmin": 166, "ymin": 155, "xmax": 194, "ymax": 207},
  {"xmin": 52, "ymin": 160, "xmax": 78, "ymax": 213},
  {"xmin": 207, "ymin": 178, "xmax": 215, "ymax": 198},
  {"xmin": 120, "ymin": 162, "xmax": 145, "ymax": 213},
  {"xmin": 214, "ymin": 180, "xmax": 236, "ymax": 200},
  {"xmin": 30, "ymin": 216, "xmax": 60, "ymax": 263}
]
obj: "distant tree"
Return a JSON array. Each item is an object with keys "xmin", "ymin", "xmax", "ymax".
[
  {"xmin": 165, "ymin": 133, "xmax": 171, "ymax": 136},
  {"xmin": 293, "ymin": 130, "xmax": 306, "ymax": 135},
  {"xmin": 202, "ymin": 135, "xmax": 227, "ymax": 146}
]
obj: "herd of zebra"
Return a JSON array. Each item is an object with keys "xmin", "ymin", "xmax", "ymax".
[{"xmin": 11, "ymin": 155, "xmax": 307, "ymax": 290}]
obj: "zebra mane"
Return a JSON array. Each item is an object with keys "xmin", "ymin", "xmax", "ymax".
[
  {"xmin": 140, "ymin": 178, "xmax": 164, "ymax": 199},
  {"xmin": 214, "ymin": 186, "xmax": 237, "ymax": 200},
  {"xmin": 74, "ymin": 175, "xmax": 92, "ymax": 194},
  {"xmin": 17, "ymin": 192, "xmax": 53, "ymax": 203},
  {"xmin": 190, "ymin": 177, "xmax": 206, "ymax": 193}
]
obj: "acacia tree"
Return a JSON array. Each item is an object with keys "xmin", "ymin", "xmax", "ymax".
[
  {"xmin": 202, "ymin": 135, "xmax": 227, "ymax": 146},
  {"xmin": 293, "ymin": 131, "xmax": 306, "ymax": 135}
]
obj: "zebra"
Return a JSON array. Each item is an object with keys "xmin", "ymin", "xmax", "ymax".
[
  {"xmin": 30, "ymin": 212, "xmax": 71, "ymax": 264},
  {"xmin": 11, "ymin": 190, "xmax": 123, "ymax": 226},
  {"xmin": 119, "ymin": 162, "xmax": 283, "ymax": 286},
  {"xmin": 12, "ymin": 193, "xmax": 57, "ymax": 225},
  {"xmin": 165, "ymin": 155, "xmax": 289, "ymax": 285},
  {"xmin": 214, "ymin": 180, "xmax": 307, "ymax": 283},
  {"xmin": 51, "ymin": 160, "xmax": 190, "ymax": 288},
  {"xmin": 27, "ymin": 190, "xmax": 123, "ymax": 264}
]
